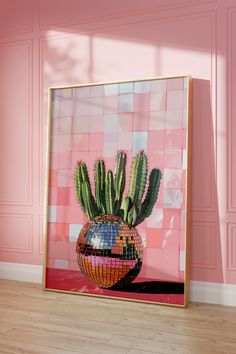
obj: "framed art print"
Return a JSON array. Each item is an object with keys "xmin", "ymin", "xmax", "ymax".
[{"xmin": 43, "ymin": 75, "xmax": 192, "ymax": 307}]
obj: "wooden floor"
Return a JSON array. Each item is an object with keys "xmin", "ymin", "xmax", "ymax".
[{"xmin": 1, "ymin": 280, "xmax": 236, "ymax": 354}]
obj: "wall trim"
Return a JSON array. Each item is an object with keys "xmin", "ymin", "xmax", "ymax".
[
  {"xmin": 190, "ymin": 280, "xmax": 236, "ymax": 306},
  {"xmin": 0, "ymin": 262, "xmax": 42, "ymax": 284},
  {"xmin": 0, "ymin": 262, "xmax": 236, "ymax": 306}
]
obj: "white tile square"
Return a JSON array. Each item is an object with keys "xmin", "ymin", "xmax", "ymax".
[
  {"xmin": 163, "ymin": 189, "xmax": 182, "ymax": 209},
  {"xmin": 132, "ymin": 131, "xmax": 148, "ymax": 155}
]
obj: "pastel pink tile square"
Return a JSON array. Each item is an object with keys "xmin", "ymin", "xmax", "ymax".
[
  {"xmin": 150, "ymin": 79, "xmax": 166, "ymax": 93},
  {"xmin": 162, "ymin": 229, "xmax": 180, "ymax": 250},
  {"xmin": 118, "ymin": 132, "xmax": 133, "ymax": 150},
  {"xmin": 58, "ymin": 152, "xmax": 72, "ymax": 169},
  {"xmin": 148, "ymin": 131, "xmax": 165, "ymax": 150},
  {"xmin": 118, "ymin": 113, "xmax": 133, "ymax": 132},
  {"xmin": 104, "ymin": 95, "xmax": 118, "ymax": 114},
  {"xmin": 148, "ymin": 150, "xmax": 164, "ymax": 170},
  {"xmin": 59, "ymin": 117, "xmax": 72, "ymax": 135},
  {"xmin": 165, "ymin": 129, "xmax": 182, "ymax": 149},
  {"xmin": 149, "ymin": 111, "xmax": 166, "ymax": 130},
  {"xmin": 57, "ymin": 187, "xmax": 70, "ymax": 206},
  {"xmin": 89, "ymin": 133, "xmax": 104, "ymax": 152},
  {"xmin": 134, "ymin": 93, "xmax": 150, "ymax": 112},
  {"xmin": 133, "ymin": 112, "xmax": 149, "ymax": 131},
  {"xmin": 90, "ymin": 96, "xmax": 104, "ymax": 115},
  {"xmin": 72, "ymin": 134, "xmax": 89, "ymax": 152},
  {"xmin": 90, "ymin": 115, "xmax": 104, "ymax": 133},
  {"xmin": 73, "ymin": 116, "xmax": 90, "ymax": 134},
  {"xmin": 163, "ymin": 209, "xmax": 181, "ymax": 229},
  {"xmin": 164, "ymin": 151, "xmax": 182, "ymax": 169},
  {"xmin": 167, "ymin": 90, "xmax": 184, "ymax": 110},
  {"xmin": 74, "ymin": 97, "xmax": 90, "ymax": 116},
  {"xmin": 150, "ymin": 92, "xmax": 166, "ymax": 111},
  {"xmin": 166, "ymin": 78, "xmax": 184, "ymax": 91}
]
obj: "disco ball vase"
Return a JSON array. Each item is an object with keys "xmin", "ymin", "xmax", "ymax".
[{"xmin": 76, "ymin": 215, "xmax": 143, "ymax": 289}]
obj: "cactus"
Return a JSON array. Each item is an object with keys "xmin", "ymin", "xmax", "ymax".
[
  {"xmin": 94, "ymin": 159, "xmax": 106, "ymax": 214},
  {"xmin": 74, "ymin": 151, "xmax": 162, "ymax": 227},
  {"xmin": 134, "ymin": 169, "xmax": 162, "ymax": 226},
  {"xmin": 105, "ymin": 170, "xmax": 115, "ymax": 214},
  {"xmin": 128, "ymin": 151, "xmax": 147, "ymax": 208}
]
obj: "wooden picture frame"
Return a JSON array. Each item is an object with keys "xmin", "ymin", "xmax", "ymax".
[{"xmin": 43, "ymin": 75, "xmax": 192, "ymax": 307}]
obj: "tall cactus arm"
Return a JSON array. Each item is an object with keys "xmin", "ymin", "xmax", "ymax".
[
  {"xmin": 105, "ymin": 170, "xmax": 115, "ymax": 214},
  {"xmin": 74, "ymin": 163, "xmax": 86, "ymax": 213},
  {"xmin": 114, "ymin": 152, "xmax": 127, "ymax": 201},
  {"xmin": 81, "ymin": 181, "xmax": 97, "ymax": 220},
  {"xmin": 128, "ymin": 151, "xmax": 147, "ymax": 207},
  {"xmin": 94, "ymin": 159, "xmax": 106, "ymax": 214},
  {"xmin": 75, "ymin": 161, "xmax": 99, "ymax": 219},
  {"xmin": 134, "ymin": 168, "xmax": 162, "ymax": 226}
]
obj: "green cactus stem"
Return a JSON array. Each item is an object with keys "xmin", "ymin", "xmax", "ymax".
[
  {"xmin": 74, "ymin": 162, "xmax": 86, "ymax": 214},
  {"xmin": 134, "ymin": 168, "xmax": 162, "ymax": 226},
  {"xmin": 74, "ymin": 161, "xmax": 98, "ymax": 220},
  {"xmin": 81, "ymin": 182, "xmax": 96, "ymax": 220},
  {"xmin": 123, "ymin": 196, "xmax": 132, "ymax": 223},
  {"xmin": 127, "ymin": 204, "xmax": 138, "ymax": 227},
  {"xmin": 114, "ymin": 152, "xmax": 126, "ymax": 201},
  {"xmin": 105, "ymin": 170, "xmax": 115, "ymax": 214},
  {"xmin": 128, "ymin": 150, "xmax": 147, "ymax": 207},
  {"xmin": 94, "ymin": 159, "xmax": 106, "ymax": 214}
]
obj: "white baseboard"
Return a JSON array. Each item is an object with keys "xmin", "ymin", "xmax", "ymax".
[
  {"xmin": 0, "ymin": 262, "xmax": 236, "ymax": 306},
  {"xmin": 190, "ymin": 280, "xmax": 236, "ymax": 307},
  {"xmin": 0, "ymin": 262, "xmax": 43, "ymax": 283}
]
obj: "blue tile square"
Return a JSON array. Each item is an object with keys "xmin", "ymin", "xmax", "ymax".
[
  {"xmin": 48, "ymin": 206, "xmax": 57, "ymax": 222},
  {"xmin": 69, "ymin": 224, "xmax": 83, "ymax": 242}
]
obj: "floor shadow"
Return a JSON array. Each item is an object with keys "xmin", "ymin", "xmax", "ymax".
[{"xmin": 111, "ymin": 281, "xmax": 184, "ymax": 294}]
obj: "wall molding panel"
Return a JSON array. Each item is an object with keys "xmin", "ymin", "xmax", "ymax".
[
  {"xmin": 227, "ymin": 7, "xmax": 236, "ymax": 213},
  {"xmin": 191, "ymin": 221, "xmax": 216, "ymax": 270},
  {"xmin": 0, "ymin": 1, "xmax": 33, "ymax": 38},
  {"xmin": 227, "ymin": 223, "xmax": 236, "ymax": 271},
  {"xmin": 0, "ymin": 214, "xmax": 33, "ymax": 254},
  {"xmin": 0, "ymin": 39, "xmax": 33, "ymax": 207}
]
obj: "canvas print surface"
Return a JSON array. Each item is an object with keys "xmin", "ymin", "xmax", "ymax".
[{"xmin": 44, "ymin": 76, "xmax": 190, "ymax": 306}]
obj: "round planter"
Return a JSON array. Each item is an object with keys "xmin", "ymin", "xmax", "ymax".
[{"xmin": 76, "ymin": 215, "xmax": 143, "ymax": 289}]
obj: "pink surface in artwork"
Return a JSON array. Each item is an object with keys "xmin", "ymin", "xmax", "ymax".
[{"xmin": 46, "ymin": 268, "xmax": 184, "ymax": 305}]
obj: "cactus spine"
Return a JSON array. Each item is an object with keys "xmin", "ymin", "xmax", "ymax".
[{"xmin": 105, "ymin": 170, "xmax": 115, "ymax": 214}]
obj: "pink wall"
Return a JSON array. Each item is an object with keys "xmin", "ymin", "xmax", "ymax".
[{"xmin": 0, "ymin": 0, "xmax": 235, "ymax": 285}]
